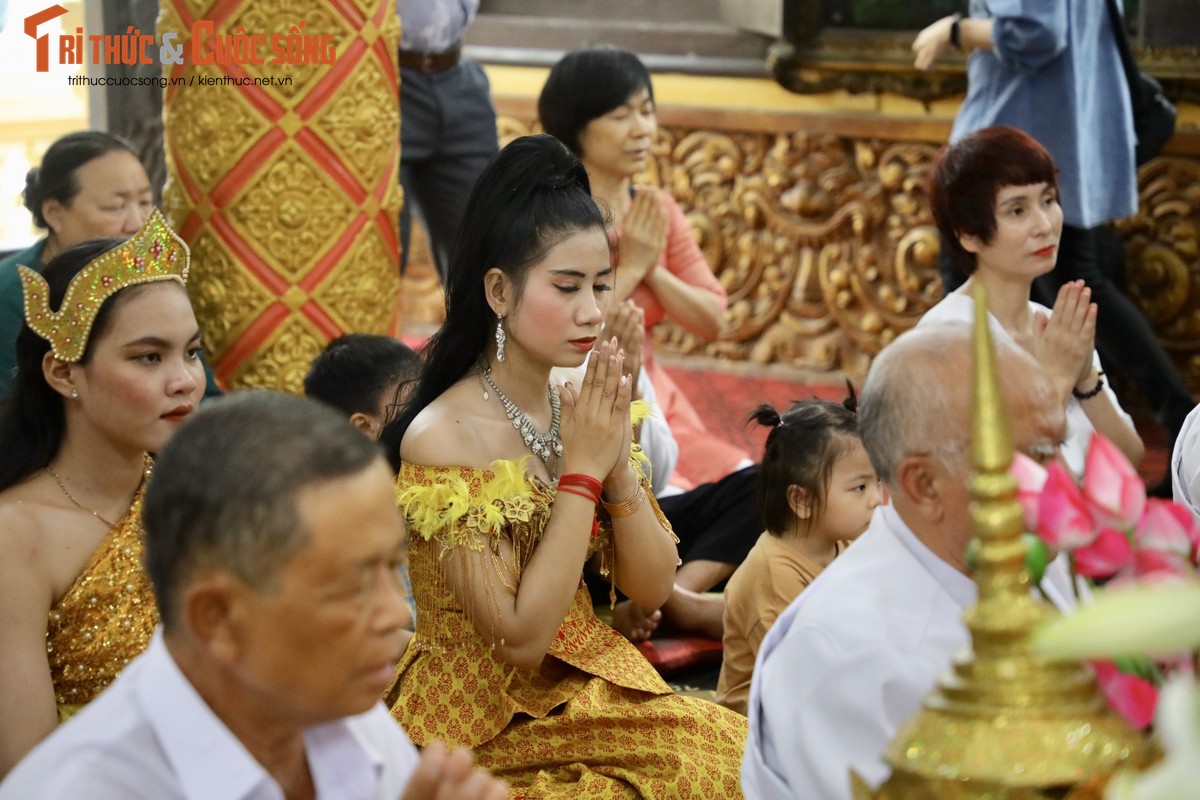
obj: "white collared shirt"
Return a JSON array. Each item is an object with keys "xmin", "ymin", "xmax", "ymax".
[
  {"xmin": 1172, "ymin": 403, "xmax": 1200, "ymax": 524},
  {"xmin": 0, "ymin": 632, "xmax": 419, "ymax": 800},
  {"xmin": 741, "ymin": 505, "xmax": 1077, "ymax": 800}
]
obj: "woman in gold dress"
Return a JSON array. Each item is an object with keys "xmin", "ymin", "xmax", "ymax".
[
  {"xmin": 0, "ymin": 211, "xmax": 203, "ymax": 776},
  {"xmin": 381, "ymin": 134, "xmax": 746, "ymax": 798}
]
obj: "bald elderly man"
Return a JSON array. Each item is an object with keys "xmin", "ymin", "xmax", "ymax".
[{"xmin": 742, "ymin": 324, "xmax": 1076, "ymax": 800}]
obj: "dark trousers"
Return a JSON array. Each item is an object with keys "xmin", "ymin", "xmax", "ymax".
[
  {"xmin": 400, "ymin": 59, "xmax": 499, "ymax": 281},
  {"xmin": 939, "ymin": 224, "xmax": 1195, "ymax": 447}
]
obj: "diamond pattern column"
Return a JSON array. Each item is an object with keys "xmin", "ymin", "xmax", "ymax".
[{"xmin": 160, "ymin": 0, "xmax": 402, "ymax": 391}]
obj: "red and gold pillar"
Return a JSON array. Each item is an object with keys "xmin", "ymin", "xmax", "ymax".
[{"xmin": 159, "ymin": 0, "xmax": 402, "ymax": 391}]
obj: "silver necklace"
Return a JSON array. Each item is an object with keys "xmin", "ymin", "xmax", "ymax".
[{"xmin": 477, "ymin": 364, "xmax": 564, "ymax": 474}]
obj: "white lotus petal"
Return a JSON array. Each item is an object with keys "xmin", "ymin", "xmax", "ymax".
[{"xmin": 1033, "ymin": 581, "xmax": 1200, "ymax": 660}]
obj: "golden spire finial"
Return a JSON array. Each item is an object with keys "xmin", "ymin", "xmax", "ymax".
[{"xmin": 858, "ymin": 285, "xmax": 1144, "ymax": 799}]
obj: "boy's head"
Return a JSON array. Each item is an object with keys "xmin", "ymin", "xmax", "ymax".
[{"xmin": 303, "ymin": 334, "xmax": 420, "ymax": 439}]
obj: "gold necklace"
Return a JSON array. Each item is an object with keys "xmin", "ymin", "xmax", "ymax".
[{"xmin": 44, "ymin": 455, "xmax": 151, "ymax": 528}]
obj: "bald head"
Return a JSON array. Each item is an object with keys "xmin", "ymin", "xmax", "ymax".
[{"xmin": 859, "ymin": 324, "xmax": 1062, "ymax": 485}]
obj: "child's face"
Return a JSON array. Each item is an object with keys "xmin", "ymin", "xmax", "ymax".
[{"xmin": 814, "ymin": 439, "xmax": 881, "ymax": 542}]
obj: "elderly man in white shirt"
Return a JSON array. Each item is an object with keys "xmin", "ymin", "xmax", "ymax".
[
  {"xmin": 0, "ymin": 392, "xmax": 506, "ymax": 800},
  {"xmin": 1171, "ymin": 403, "xmax": 1200, "ymax": 523},
  {"xmin": 742, "ymin": 324, "xmax": 1071, "ymax": 800}
]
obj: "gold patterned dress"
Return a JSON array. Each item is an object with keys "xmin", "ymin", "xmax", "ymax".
[
  {"xmin": 387, "ymin": 457, "xmax": 747, "ymax": 799},
  {"xmin": 45, "ymin": 481, "xmax": 158, "ymax": 721}
]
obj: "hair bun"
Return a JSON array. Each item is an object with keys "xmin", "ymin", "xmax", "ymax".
[{"xmin": 22, "ymin": 167, "xmax": 42, "ymax": 215}]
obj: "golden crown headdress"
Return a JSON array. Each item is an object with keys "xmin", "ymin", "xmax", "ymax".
[{"xmin": 18, "ymin": 208, "xmax": 190, "ymax": 362}]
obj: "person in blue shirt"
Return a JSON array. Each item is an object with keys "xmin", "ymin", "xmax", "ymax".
[{"xmin": 913, "ymin": 0, "xmax": 1193, "ymax": 495}]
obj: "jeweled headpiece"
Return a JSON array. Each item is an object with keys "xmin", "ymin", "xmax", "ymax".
[{"xmin": 18, "ymin": 208, "xmax": 190, "ymax": 362}]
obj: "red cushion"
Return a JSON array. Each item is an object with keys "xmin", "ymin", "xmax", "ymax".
[{"xmin": 635, "ymin": 636, "xmax": 723, "ymax": 674}]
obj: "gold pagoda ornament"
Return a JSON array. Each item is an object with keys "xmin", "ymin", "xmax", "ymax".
[{"xmin": 854, "ymin": 287, "xmax": 1146, "ymax": 799}]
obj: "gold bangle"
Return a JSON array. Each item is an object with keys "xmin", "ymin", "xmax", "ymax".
[{"xmin": 601, "ymin": 483, "xmax": 646, "ymax": 518}]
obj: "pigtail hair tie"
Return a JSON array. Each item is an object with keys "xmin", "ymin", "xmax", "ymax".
[{"xmin": 842, "ymin": 379, "xmax": 859, "ymax": 414}]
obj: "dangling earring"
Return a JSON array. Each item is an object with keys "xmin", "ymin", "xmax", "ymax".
[
  {"xmin": 70, "ymin": 389, "xmax": 79, "ymax": 399},
  {"xmin": 495, "ymin": 313, "xmax": 506, "ymax": 362}
]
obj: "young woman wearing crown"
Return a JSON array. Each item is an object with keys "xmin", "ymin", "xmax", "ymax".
[{"xmin": 0, "ymin": 210, "xmax": 204, "ymax": 777}]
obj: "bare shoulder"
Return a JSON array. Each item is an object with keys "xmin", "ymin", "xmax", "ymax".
[
  {"xmin": 0, "ymin": 485, "xmax": 50, "ymax": 556},
  {"xmin": 0, "ymin": 490, "xmax": 56, "ymax": 611},
  {"xmin": 399, "ymin": 380, "xmax": 496, "ymax": 470}
]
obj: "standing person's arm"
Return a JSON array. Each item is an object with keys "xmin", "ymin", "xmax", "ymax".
[
  {"xmin": 914, "ymin": 0, "xmax": 1072, "ymax": 72},
  {"xmin": 913, "ymin": 15, "xmax": 994, "ymax": 69}
]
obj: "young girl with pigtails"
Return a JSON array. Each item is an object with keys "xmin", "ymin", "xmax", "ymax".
[{"xmin": 716, "ymin": 396, "xmax": 882, "ymax": 715}]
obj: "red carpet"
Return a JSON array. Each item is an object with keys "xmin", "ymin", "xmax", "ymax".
[{"xmin": 662, "ymin": 360, "xmax": 1170, "ymax": 488}]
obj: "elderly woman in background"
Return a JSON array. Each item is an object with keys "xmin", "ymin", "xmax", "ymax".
[{"xmin": 0, "ymin": 132, "xmax": 153, "ymax": 396}]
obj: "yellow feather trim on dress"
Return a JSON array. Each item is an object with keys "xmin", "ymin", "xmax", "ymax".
[
  {"xmin": 397, "ymin": 400, "xmax": 655, "ymax": 546},
  {"xmin": 398, "ymin": 458, "xmax": 537, "ymax": 547}
]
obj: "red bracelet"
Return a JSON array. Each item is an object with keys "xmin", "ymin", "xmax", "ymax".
[
  {"xmin": 559, "ymin": 473, "xmax": 603, "ymax": 499},
  {"xmin": 557, "ymin": 485, "xmax": 600, "ymax": 505}
]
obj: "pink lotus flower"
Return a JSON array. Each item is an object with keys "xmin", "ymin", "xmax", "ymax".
[
  {"xmin": 1136, "ymin": 499, "xmax": 1200, "ymax": 563},
  {"xmin": 1011, "ymin": 453, "xmax": 1048, "ymax": 534},
  {"xmin": 1082, "ymin": 432, "xmax": 1146, "ymax": 530},
  {"xmin": 1075, "ymin": 528, "xmax": 1133, "ymax": 579},
  {"xmin": 1132, "ymin": 549, "xmax": 1193, "ymax": 581},
  {"xmin": 1035, "ymin": 462, "xmax": 1098, "ymax": 551},
  {"xmin": 1092, "ymin": 660, "xmax": 1159, "ymax": 730}
]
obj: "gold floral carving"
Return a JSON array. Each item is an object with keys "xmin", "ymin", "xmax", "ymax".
[
  {"xmin": 230, "ymin": 0, "xmax": 351, "ymax": 101},
  {"xmin": 313, "ymin": 225, "xmax": 402, "ymax": 333},
  {"xmin": 185, "ymin": 229, "xmax": 274, "ymax": 358},
  {"xmin": 227, "ymin": 314, "xmax": 326, "ymax": 393},
  {"xmin": 404, "ymin": 107, "xmax": 1197, "ymax": 389},
  {"xmin": 382, "ymin": 177, "xmax": 403, "ymax": 226},
  {"xmin": 311, "ymin": 57, "xmax": 398, "ymax": 188},
  {"xmin": 1117, "ymin": 156, "xmax": 1200, "ymax": 388},
  {"xmin": 178, "ymin": 0, "xmax": 215, "ymax": 24},
  {"xmin": 230, "ymin": 143, "xmax": 353, "ymax": 280},
  {"xmin": 166, "ymin": 69, "xmax": 267, "ymax": 192},
  {"xmin": 647, "ymin": 126, "xmax": 942, "ymax": 376},
  {"xmin": 408, "ymin": 116, "xmax": 942, "ymax": 377},
  {"xmin": 380, "ymin": 7, "xmax": 401, "ymax": 55}
]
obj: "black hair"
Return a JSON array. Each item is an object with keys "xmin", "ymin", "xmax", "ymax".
[
  {"xmin": 747, "ymin": 392, "xmax": 862, "ymax": 537},
  {"xmin": 304, "ymin": 334, "xmax": 420, "ymax": 419},
  {"xmin": 23, "ymin": 131, "xmax": 138, "ymax": 229},
  {"xmin": 143, "ymin": 391, "xmax": 382, "ymax": 628},
  {"xmin": 0, "ymin": 238, "xmax": 136, "ymax": 491},
  {"xmin": 538, "ymin": 46, "xmax": 655, "ymax": 157},
  {"xmin": 379, "ymin": 134, "xmax": 606, "ymax": 469}
]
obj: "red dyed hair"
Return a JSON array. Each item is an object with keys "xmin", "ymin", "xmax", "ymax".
[{"xmin": 928, "ymin": 126, "xmax": 1059, "ymax": 276}]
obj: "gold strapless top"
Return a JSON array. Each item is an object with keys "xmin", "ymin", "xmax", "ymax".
[
  {"xmin": 388, "ymin": 442, "xmax": 679, "ymax": 749},
  {"xmin": 46, "ymin": 477, "xmax": 158, "ymax": 721}
]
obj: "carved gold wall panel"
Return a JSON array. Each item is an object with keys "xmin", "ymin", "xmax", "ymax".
[
  {"xmin": 399, "ymin": 100, "xmax": 1199, "ymax": 392},
  {"xmin": 1118, "ymin": 156, "xmax": 1200, "ymax": 390},
  {"xmin": 160, "ymin": 0, "xmax": 402, "ymax": 392}
]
